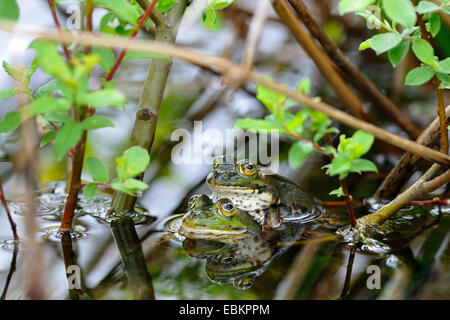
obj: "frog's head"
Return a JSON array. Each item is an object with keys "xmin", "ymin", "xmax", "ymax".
[
  {"xmin": 178, "ymin": 194, "xmax": 260, "ymax": 244},
  {"xmin": 206, "ymin": 157, "xmax": 279, "ymax": 211}
]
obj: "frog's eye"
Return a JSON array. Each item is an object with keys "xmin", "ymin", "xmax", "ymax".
[
  {"xmin": 216, "ymin": 200, "xmax": 236, "ymax": 218},
  {"xmin": 239, "ymin": 163, "xmax": 257, "ymax": 176},
  {"xmin": 188, "ymin": 196, "xmax": 199, "ymax": 209}
]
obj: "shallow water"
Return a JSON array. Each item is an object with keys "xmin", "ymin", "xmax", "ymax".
[{"xmin": 0, "ymin": 180, "xmax": 448, "ymax": 300}]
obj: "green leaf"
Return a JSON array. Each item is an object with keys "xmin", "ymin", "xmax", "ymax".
[
  {"xmin": 438, "ymin": 57, "xmax": 450, "ymax": 73},
  {"xmin": 30, "ymin": 41, "xmax": 74, "ymax": 86},
  {"xmin": 350, "ymin": 158, "xmax": 378, "ymax": 174},
  {"xmin": 83, "ymin": 183, "xmax": 98, "ymax": 201},
  {"xmin": 256, "ymin": 81, "xmax": 287, "ymax": 122},
  {"xmin": 329, "ymin": 187, "xmax": 345, "ymax": 198},
  {"xmin": 405, "ymin": 66, "xmax": 435, "ymax": 85},
  {"xmin": 370, "ymin": 33, "xmax": 403, "ymax": 55},
  {"xmin": 416, "ymin": 1, "xmax": 442, "ymax": 14},
  {"xmin": 211, "ymin": 0, "xmax": 234, "ymax": 10},
  {"xmin": 26, "ymin": 96, "xmax": 69, "ymax": 117},
  {"xmin": 77, "ymin": 89, "xmax": 126, "ymax": 109},
  {"xmin": 0, "ymin": 111, "xmax": 21, "ymax": 133},
  {"xmin": 0, "ymin": 88, "xmax": 20, "ymax": 99},
  {"xmin": 115, "ymin": 146, "xmax": 150, "ymax": 181},
  {"xmin": 53, "ymin": 122, "xmax": 83, "ymax": 160},
  {"xmin": 156, "ymin": 0, "xmax": 177, "ymax": 13},
  {"xmin": 359, "ymin": 39, "xmax": 371, "ymax": 51},
  {"xmin": 111, "ymin": 178, "xmax": 149, "ymax": 196},
  {"xmin": 382, "ymin": 0, "xmax": 417, "ymax": 28},
  {"xmin": 203, "ymin": 5, "xmax": 222, "ymax": 30},
  {"xmin": 92, "ymin": 47, "xmax": 115, "ymax": 71},
  {"xmin": 338, "ymin": 0, "xmax": 375, "ymax": 14},
  {"xmin": 388, "ymin": 40, "xmax": 410, "ymax": 67},
  {"xmin": 40, "ymin": 130, "xmax": 57, "ymax": 147},
  {"xmin": 34, "ymin": 79, "xmax": 61, "ymax": 99},
  {"xmin": 0, "ymin": 0, "xmax": 19, "ymax": 21},
  {"xmin": 429, "ymin": 14, "xmax": 441, "ymax": 38},
  {"xmin": 94, "ymin": 0, "xmax": 139, "ymax": 26},
  {"xmin": 412, "ymin": 39, "xmax": 436, "ymax": 66},
  {"xmin": 81, "ymin": 115, "xmax": 114, "ymax": 130},
  {"xmin": 86, "ymin": 157, "xmax": 109, "ymax": 183},
  {"xmin": 296, "ymin": 78, "xmax": 311, "ymax": 95},
  {"xmin": 323, "ymin": 154, "xmax": 352, "ymax": 178},
  {"xmin": 233, "ymin": 118, "xmax": 284, "ymax": 133},
  {"xmin": 347, "ymin": 130, "xmax": 375, "ymax": 159},
  {"xmin": 41, "ymin": 111, "xmax": 72, "ymax": 124},
  {"xmin": 288, "ymin": 141, "xmax": 315, "ymax": 170},
  {"xmin": 2, "ymin": 60, "xmax": 26, "ymax": 83}
]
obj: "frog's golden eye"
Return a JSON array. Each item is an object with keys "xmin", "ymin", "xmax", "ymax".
[
  {"xmin": 239, "ymin": 163, "xmax": 257, "ymax": 176},
  {"xmin": 188, "ymin": 196, "xmax": 199, "ymax": 209},
  {"xmin": 216, "ymin": 200, "xmax": 236, "ymax": 218}
]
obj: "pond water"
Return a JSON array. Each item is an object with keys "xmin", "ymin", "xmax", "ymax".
[{"xmin": 0, "ymin": 178, "xmax": 448, "ymax": 300}]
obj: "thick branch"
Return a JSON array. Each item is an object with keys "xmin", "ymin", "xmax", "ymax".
[
  {"xmin": 111, "ymin": 0, "xmax": 187, "ymax": 214},
  {"xmin": 287, "ymin": 0, "xmax": 421, "ymax": 140},
  {"xmin": 377, "ymin": 106, "xmax": 450, "ymax": 199}
]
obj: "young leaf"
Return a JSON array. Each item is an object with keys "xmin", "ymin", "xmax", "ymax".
[
  {"xmin": 382, "ymin": 0, "xmax": 417, "ymax": 28},
  {"xmin": 94, "ymin": 0, "xmax": 139, "ymax": 26},
  {"xmin": 405, "ymin": 66, "xmax": 435, "ymax": 85},
  {"xmin": 40, "ymin": 130, "xmax": 57, "ymax": 147},
  {"xmin": 438, "ymin": 57, "xmax": 450, "ymax": 74},
  {"xmin": 429, "ymin": 13, "xmax": 441, "ymax": 37},
  {"xmin": 83, "ymin": 183, "xmax": 98, "ymax": 201},
  {"xmin": 92, "ymin": 47, "xmax": 116, "ymax": 71},
  {"xmin": 77, "ymin": 89, "xmax": 126, "ymax": 110},
  {"xmin": 296, "ymin": 78, "xmax": 311, "ymax": 95},
  {"xmin": 0, "ymin": 111, "xmax": 21, "ymax": 133},
  {"xmin": 370, "ymin": 33, "xmax": 403, "ymax": 55},
  {"xmin": 86, "ymin": 157, "xmax": 109, "ymax": 183},
  {"xmin": 350, "ymin": 158, "xmax": 378, "ymax": 174},
  {"xmin": 27, "ymin": 96, "xmax": 69, "ymax": 116},
  {"xmin": 323, "ymin": 154, "xmax": 352, "ymax": 179},
  {"xmin": 156, "ymin": 0, "xmax": 177, "ymax": 13},
  {"xmin": 412, "ymin": 39, "xmax": 436, "ymax": 66},
  {"xmin": 416, "ymin": 1, "xmax": 442, "ymax": 14},
  {"xmin": 115, "ymin": 146, "xmax": 150, "ymax": 181},
  {"xmin": 30, "ymin": 41, "xmax": 74, "ymax": 86},
  {"xmin": 359, "ymin": 39, "xmax": 371, "ymax": 51},
  {"xmin": 81, "ymin": 115, "xmax": 115, "ymax": 130},
  {"xmin": 0, "ymin": 88, "xmax": 20, "ymax": 99},
  {"xmin": 0, "ymin": 0, "xmax": 19, "ymax": 21},
  {"xmin": 34, "ymin": 79, "xmax": 61, "ymax": 99},
  {"xmin": 53, "ymin": 122, "xmax": 83, "ymax": 160},
  {"xmin": 288, "ymin": 141, "xmax": 315, "ymax": 170},
  {"xmin": 338, "ymin": 0, "xmax": 375, "ymax": 15},
  {"xmin": 329, "ymin": 187, "xmax": 345, "ymax": 198},
  {"xmin": 233, "ymin": 118, "xmax": 284, "ymax": 133},
  {"xmin": 348, "ymin": 130, "xmax": 375, "ymax": 159},
  {"xmin": 2, "ymin": 60, "xmax": 26, "ymax": 83},
  {"xmin": 388, "ymin": 40, "xmax": 410, "ymax": 67},
  {"xmin": 111, "ymin": 178, "xmax": 149, "ymax": 196},
  {"xmin": 203, "ymin": 5, "xmax": 222, "ymax": 30}
]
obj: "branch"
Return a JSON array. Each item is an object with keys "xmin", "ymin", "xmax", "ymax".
[
  {"xmin": 48, "ymin": 0, "xmax": 71, "ymax": 61},
  {"xmin": 377, "ymin": 106, "xmax": 450, "ymax": 199},
  {"xmin": 4, "ymin": 22, "xmax": 450, "ymax": 166},
  {"xmin": 0, "ymin": 182, "xmax": 18, "ymax": 241},
  {"xmin": 287, "ymin": 0, "xmax": 421, "ymax": 140},
  {"xmin": 111, "ymin": 0, "xmax": 188, "ymax": 214}
]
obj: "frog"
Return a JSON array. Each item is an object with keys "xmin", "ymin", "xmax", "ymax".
[
  {"xmin": 206, "ymin": 157, "xmax": 323, "ymax": 227},
  {"xmin": 172, "ymin": 194, "xmax": 262, "ymax": 245}
]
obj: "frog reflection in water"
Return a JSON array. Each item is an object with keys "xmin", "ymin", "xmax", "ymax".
[{"xmin": 206, "ymin": 157, "xmax": 323, "ymax": 227}]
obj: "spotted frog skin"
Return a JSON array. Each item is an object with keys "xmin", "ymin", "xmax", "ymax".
[
  {"xmin": 175, "ymin": 194, "xmax": 261, "ymax": 244},
  {"xmin": 206, "ymin": 157, "xmax": 322, "ymax": 226}
]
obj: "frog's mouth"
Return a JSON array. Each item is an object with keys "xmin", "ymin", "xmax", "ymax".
[{"xmin": 179, "ymin": 224, "xmax": 250, "ymax": 243}]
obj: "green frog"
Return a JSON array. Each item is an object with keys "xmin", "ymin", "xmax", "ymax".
[
  {"xmin": 206, "ymin": 157, "xmax": 322, "ymax": 227},
  {"xmin": 170, "ymin": 194, "xmax": 262, "ymax": 245}
]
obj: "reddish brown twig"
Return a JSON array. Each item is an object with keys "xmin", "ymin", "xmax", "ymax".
[
  {"xmin": 105, "ymin": 0, "xmax": 159, "ymax": 82},
  {"xmin": 0, "ymin": 182, "xmax": 18, "ymax": 242},
  {"xmin": 409, "ymin": 197, "xmax": 448, "ymax": 206},
  {"xmin": 48, "ymin": 0, "xmax": 71, "ymax": 61}
]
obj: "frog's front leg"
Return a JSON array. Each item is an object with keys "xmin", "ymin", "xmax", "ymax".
[{"xmin": 265, "ymin": 207, "xmax": 282, "ymax": 229}]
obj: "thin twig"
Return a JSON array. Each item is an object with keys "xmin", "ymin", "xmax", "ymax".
[
  {"xmin": 48, "ymin": 0, "xmax": 71, "ymax": 61},
  {"xmin": 0, "ymin": 182, "xmax": 18, "ymax": 241}
]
